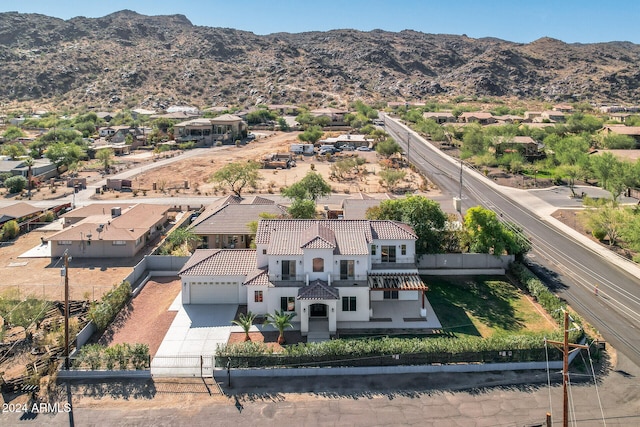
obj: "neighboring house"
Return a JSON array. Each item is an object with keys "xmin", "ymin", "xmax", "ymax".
[
  {"xmin": 492, "ymin": 114, "xmax": 524, "ymax": 124},
  {"xmin": 47, "ymin": 203, "xmax": 170, "ymax": 258},
  {"xmin": 180, "ymin": 219, "xmax": 429, "ymax": 337},
  {"xmin": 523, "ymin": 111, "xmax": 542, "ymax": 122},
  {"xmin": 458, "ymin": 112, "xmax": 496, "ymax": 125},
  {"xmin": 268, "ymin": 104, "xmax": 299, "ymax": 116},
  {"xmin": 0, "ymin": 202, "xmax": 45, "ymax": 227},
  {"xmin": 190, "ymin": 195, "xmax": 288, "ymax": 249},
  {"xmin": 553, "ymin": 104, "xmax": 573, "ymax": 113},
  {"xmin": 310, "ymin": 108, "xmax": 349, "ymax": 126},
  {"xmin": 494, "ymin": 136, "xmax": 543, "ymax": 157},
  {"xmin": 0, "ymin": 158, "xmax": 58, "ymax": 182},
  {"xmin": 318, "ymin": 134, "xmax": 374, "ymax": 148},
  {"xmin": 109, "ymin": 126, "xmax": 151, "ymax": 148},
  {"xmin": 98, "ymin": 126, "xmax": 117, "ymax": 138},
  {"xmin": 333, "ymin": 193, "xmax": 395, "ymax": 220},
  {"xmin": 609, "ymin": 113, "xmax": 633, "ymax": 123},
  {"xmin": 422, "ymin": 112, "xmax": 456, "ymax": 124},
  {"xmin": 95, "ymin": 112, "xmax": 114, "ymax": 122},
  {"xmin": 174, "ymin": 114, "xmax": 248, "ymax": 145},
  {"xmin": 537, "ymin": 111, "xmax": 566, "ymax": 123},
  {"xmin": 602, "ymin": 125, "xmax": 640, "ymax": 144}
]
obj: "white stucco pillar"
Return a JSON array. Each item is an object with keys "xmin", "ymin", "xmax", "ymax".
[
  {"xmin": 329, "ymin": 301, "xmax": 337, "ymax": 333},
  {"xmin": 182, "ymin": 281, "xmax": 190, "ymax": 304},
  {"xmin": 301, "ymin": 302, "xmax": 309, "ymax": 336}
]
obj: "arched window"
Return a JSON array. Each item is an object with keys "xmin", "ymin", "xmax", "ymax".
[{"xmin": 312, "ymin": 257, "xmax": 324, "ymax": 272}]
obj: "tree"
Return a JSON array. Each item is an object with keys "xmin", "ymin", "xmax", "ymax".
[
  {"xmin": 231, "ymin": 311, "xmax": 257, "ymax": 341},
  {"xmin": 210, "ymin": 161, "xmax": 261, "ymax": 198},
  {"xmin": 462, "ymin": 206, "xmax": 530, "ymax": 256},
  {"xmin": 601, "ymin": 133, "xmax": 636, "ymax": 149},
  {"xmin": 583, "ymin": 203, "xmax": 629, "ymax": 246},
  {"xmin": 378, "ymin": 169, "xmax": 406, "ymax": 192},
  {"xmin": 277, "ymin": 117, "xmax": 290, "ymax": 131},
  {"xmin": 23, "ymin": 157, "xmax": 34, "ymax": 199},
  {"xmin": 375, "ymin": 138, "xmax": 402, "ymax": 158},
  {"xmin": 461, "ymin": 124, "xmax": 486, "ymax": 157},
  {"xmin": 282, "ymin": 171, "xmax": 331, "ymax": 202},
  {"xmin": 366, "ymin": 195, "xmax": 447, "ymax": 254},
  {"xmin": 2, "ymin": 142, "xmax": 27, "ymax": 160},
  {"xmin": 590, "ymin": 152, "xmax": 619, "ymax": 190},
  {"xmin": 297, "ymin": 125, "xmax": 324, "ymax": 144},
  {"xmin": 161, "ymin": 227, "xmax": 202, "ymax": 255},
  {"xmin": 557, "ymin": 164, "xmax": 582, "ymax": 197},
  {"xmin": 45, "ymin": 142, "xmax": 86, "ymax": 173},
  {"xmin": 2, "ymin": 126, "xmax": 26, "ymax": 141},
  {"xmin": 264, "ymin": 309, "xmax": 297, "ymax": 344},
  {"xmin": 4, "ymin": 175, "xmax": 27, "ymax": 194},
  {"xmin": 96, "ymin": 148, "xmax": 114, "ymax": 173},
  {"xmin": 288, "ymin": 199, "xmax": 317, "ymax": 219}
]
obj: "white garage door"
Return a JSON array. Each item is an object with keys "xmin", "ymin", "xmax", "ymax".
[{"xmin": 190, "ymin": 283, "xmax": 239, "ymax": 304}]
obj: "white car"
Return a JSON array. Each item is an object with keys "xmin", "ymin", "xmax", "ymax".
[{"xmin": 356, "ymin": 146, "xmax": 371, "ymax": 151}]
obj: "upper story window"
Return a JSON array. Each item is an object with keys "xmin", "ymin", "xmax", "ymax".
[
  {"xmin": 312, "ymin": 257, "xmax": 324, "ymax": 272},
  {"xmin": 381, "ymin": 245, "xmax": 396, "ymax": 263},
  {"xmin": 401, "ymin": 244, "xmax": 407, "ymax": 256},
  {"xmin": 340, "ymin": 260, "xmax": 355, "ymax": 280},
  {"xmin": 281, "ymin": 260, "xmax": 297, "ymax": 280},
  {"xmin": 371, "ymin": 244, "xmax": 377, "ymax": 255}
]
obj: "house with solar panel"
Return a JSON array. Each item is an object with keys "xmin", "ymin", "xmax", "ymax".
[{"xmin": 179, "ymin": 219, "xmax": 439, "ymax": 338}]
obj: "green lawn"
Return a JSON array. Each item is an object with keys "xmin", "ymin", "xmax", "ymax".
[{"xmin": 425, "ymin": 275, "xmax": 557, "ymax": 338}]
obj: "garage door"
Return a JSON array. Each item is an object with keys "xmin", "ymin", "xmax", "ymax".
[{"xmin": 190, "ymin": 283, "xmax": 239, "ymax": 304}]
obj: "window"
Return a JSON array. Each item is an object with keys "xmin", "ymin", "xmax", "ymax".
[
  {"xmin": 254, "ymin": 290, "xmax": 263, "ymax": 303},
  {"xmin": 281, "ymin": 260, "xmax": 296, "ymax": 280},
  {"xmin": 312, "ymin": 257, "xmax": 324, "ymax": 272},
  {"xmin": 371, "ymin": 244, "xmax": 376, "ymax": 255},
  {"xmin": 281, "ymin": 296, "xmax": 295, "ymax": 312},
  {"xmin": 58, "ymin": 240, "xmax": 72, "ymax": 245},
  {"xmin": 401, "ymin": 244, "xmax": 407, "ymax": 255},
  {"xmin": 202, "ymin": 236, "xmax": 209, "ymax": 249},
  {"xmin": 262, "ymin": 249, "xmax": 267, "ymax": 255},
  {"xmin": 112, "ymin": 240, "xmax": 126, "ymax": 246},
  {"xmin": 340, "ymin": 260, "xmax": 355, "ymax": 280},
  {"xmin": 381, "ymin": 245, "xmax": 396, "ymax": 262},
  {"xmin": 383, "ymin": 290, "xmax": 399, "ymax": 300},
  {"xmin": 342, "ymin": 296, "xmax": 357, "ymax": 311}
]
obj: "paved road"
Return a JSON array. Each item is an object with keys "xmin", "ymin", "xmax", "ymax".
[
  {"xmin": 2, "ymin": 353, "xmax": 639, "ymax": 426},
  {"xmin": 383, "ymin": 114, "xmax": 640, "ymax": 368}
]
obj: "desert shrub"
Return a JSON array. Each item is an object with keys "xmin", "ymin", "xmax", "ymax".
[
  {"xmin": 4, "ymin": 175, "xmax": 27, "ymax": 193},
  {"xmin": 592, "ymin": 228, "xmax": 607, "ymax": 241},
  {"xmin": 1, "ymin": 220, "xmax": 20, "ymax": 240}
]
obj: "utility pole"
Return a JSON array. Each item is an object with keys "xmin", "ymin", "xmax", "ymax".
[
  {"xmin": 546, "ymin": 309, "xmax": 588, "ymax": 427},
  {"xmin": 63, "ymin": 252, "xmax": 70, "ymax": 370}
]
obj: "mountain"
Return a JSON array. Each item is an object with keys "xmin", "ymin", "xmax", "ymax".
[{"xmin": 1, "ymin": 10, "xmax": 639, "ymax": 110}]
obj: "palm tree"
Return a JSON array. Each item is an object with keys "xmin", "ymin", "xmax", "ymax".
[
  {"xmin": 23, "ymin": 157, "xmax": 34, "ymax": 200},
  {"xmin": 231, "ymin": 311, "xmax": 257, "ymax": 342},
  {"xmin": 264, "ymin": 309, "xmax": 297, "ymax": 345}
]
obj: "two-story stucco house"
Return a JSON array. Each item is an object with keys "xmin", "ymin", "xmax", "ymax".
[{"xmin": 179, "ymin": 219, "xmax": 435, "ymax": 337}]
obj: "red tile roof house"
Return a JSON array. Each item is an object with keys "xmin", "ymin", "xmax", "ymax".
[
  {"xmin": 179, "ymin": 219, "xmax": 432, "ymax": 337},
  {"xmin": 189, "ymin": 195, "xmax": 288, "ymax": 249},
  {"xmin": 47, "ymin": 203, "xmax": 170, "ymax": 258}
]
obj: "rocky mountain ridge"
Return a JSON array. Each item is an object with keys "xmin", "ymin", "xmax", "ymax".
[{"xmin": 0, "ymin": 10, "xmax": 639, "ymax": 110}]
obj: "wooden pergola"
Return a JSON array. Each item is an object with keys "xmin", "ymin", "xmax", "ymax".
[{"xmin": 367, "ymin": 273, "xmax": 429, "ymax": 309}]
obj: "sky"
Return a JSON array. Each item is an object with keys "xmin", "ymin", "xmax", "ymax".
[{"xmin": 2, "ymin": 0, "xmax": 639, "ymax": 44}]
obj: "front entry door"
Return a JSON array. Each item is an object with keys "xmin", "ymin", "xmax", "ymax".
[{"xmin": 309, "ymin": 303, "xmax": 327, "ymax": 318}]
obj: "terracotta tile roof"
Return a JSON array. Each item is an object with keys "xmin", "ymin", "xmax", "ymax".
[
  {"xmin": 179, "ymin": 249, "xmax": 257, "ymax": 276},
  {"xmin": 243, "ymin": 268, "xmax": 271, "ymax": 286},
  {"xmin": 300, "ymin": 223, "xmax": 336, "ymax": 249},
  {"xmin": 258, "ymin": 219, "xmax": 416, "ymax": 256},
  {"xmin": 297, "ymin": 279, "xmax": 340, "ymax": 300}
]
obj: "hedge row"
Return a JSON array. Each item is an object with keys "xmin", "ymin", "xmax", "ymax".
[
  {"xmin": 87, "ymin": 281, "xmax": 131, "ymax": 331},
  {"xmin": 73, "ymin": 342, "xmax": 149, "ymax": 370}
]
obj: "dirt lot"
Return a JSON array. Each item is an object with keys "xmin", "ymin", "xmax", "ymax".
[{"xmin": 98, "ymin": 277, "xmax": 181, "ymax": 357}]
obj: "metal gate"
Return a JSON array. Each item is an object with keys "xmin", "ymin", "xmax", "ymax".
[{"xmin": 150, "ymin": 355, "xmax": 214, "ymax": 377}]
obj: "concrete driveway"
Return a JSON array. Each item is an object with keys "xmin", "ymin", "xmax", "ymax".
[{"xmin": 151, "ymin": 294, "xmax": 238, "ymax": 377}]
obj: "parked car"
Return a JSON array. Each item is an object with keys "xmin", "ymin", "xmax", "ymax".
[
  {"xmin": 341, "ymin": 145, "xmax": 355, "ymax": 151},
  {"xmin": 246, "ymin": 133, "xmax": 256, "ymax": 141},
  {"xmin": 356, "ymin": 146, "xmax": 371, "ymax": 151}
]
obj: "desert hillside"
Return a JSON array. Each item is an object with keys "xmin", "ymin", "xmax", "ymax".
[{"xmin": 1, "ymin": 10, "xmax": 639, "ymax": 110}]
